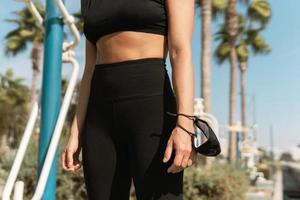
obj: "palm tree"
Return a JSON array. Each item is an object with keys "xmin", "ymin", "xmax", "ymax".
[
  {"xmin": 4, "ymin": 3, "xmax": 45, "ymax": 110},
  {"xmin": 195, "ymin": 0, "xmax": 228, "ymax": 165},
  {"xmin": 225, "ymin": 0, "xmax": 239, "ymax": 163},
  {"xmin": 238, "ymin": 34, "xmax": 270, "ymax": 131},
  {"xmin": 215, "ymin": 0, "xmax": 271, "ymax": 162},
  {"xmin": 237, "ymin": 28, "xmax": 271, "ymax": 141},
  {"xmin": 235, "ymin": 0, "xmax": 272, "ymax": 140},
  {"xmin": 196, "ymin": 0, "xmax": 229, "ymax": 120}
]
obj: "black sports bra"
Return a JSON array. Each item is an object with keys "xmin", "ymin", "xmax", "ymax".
[{"xmin": 81, "ymin": 0, "xmax": 168, "ymax": 45}]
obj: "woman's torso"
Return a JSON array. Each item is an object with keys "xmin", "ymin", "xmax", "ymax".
[
  {"xmin": 95, "ymin": 32, "xmax": 168, "ymax": 64},
  {"xmin": 81, "ymin": 0, "xmax": 169, "ymax": 64}
]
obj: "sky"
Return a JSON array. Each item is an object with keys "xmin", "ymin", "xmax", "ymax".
[{"xmin": 1, "ymin": 0, "xmax": 299, "ymax": 159}]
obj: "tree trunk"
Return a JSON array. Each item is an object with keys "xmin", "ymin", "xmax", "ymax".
[
  {"xmin": 228, "ymin": 47, "xmax": 238, "ymax": 163},
  {"xmin": 30, "ymin": 37, "xmax": 42, "ymax": 142},
  {"xmin": 30, "ymin": 37, "xmax": 41, "ymax": 110},
  {"xmin": 201, "ymin": 0, "xmax": 212, "ymax": 113},
  {"xmin": 200, "ymin": 0, "xmax": 213, "ymax": 166},
  {"xmin": 226, "ymin": 0, "xmax": 239, "ymax": 163},
  {"xmin": 240, "ymin": 61, "xmax": 247, "ymax": 141},
  {"xmin": 226, "ymin": 0, "xmax": 239, "ymax": 38},
  {"xmin": 226, "ymin": 0, "xmax": 238, "ymax": 163}
]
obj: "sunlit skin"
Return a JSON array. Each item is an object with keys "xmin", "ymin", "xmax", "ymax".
[{"xmin": 61, "ymin": 0, "xmax": 197, "ymax": 174}]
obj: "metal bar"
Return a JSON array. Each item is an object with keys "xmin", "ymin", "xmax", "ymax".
[
  {"xmin": 13, "ymin": 181, "xmax": 24, "ymax": 200},
  {"xmin": 55, "ymin": 0, "xmax": 80, "ymax": 50}
]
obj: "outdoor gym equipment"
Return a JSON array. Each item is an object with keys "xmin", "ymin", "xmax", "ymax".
[{"xmin": 2, "ymin": 0, "xmax": 80, "ymax": 199}]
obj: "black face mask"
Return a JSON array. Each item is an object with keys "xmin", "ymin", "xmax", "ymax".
[{"xmin": 166, "ymin": 111, "xmax": 221, "ymax": 157}]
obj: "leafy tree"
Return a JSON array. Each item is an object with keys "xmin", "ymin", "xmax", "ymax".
[
  {"xmin": 280, "ymin": 152, "xmax": 295, "ymax": 162},
  {"xmin": 214, "ymin": 0, "xmax": 271, "ymax": 162},
  {"xmin": 4, "ymin": 2, "xmax": 45, "ymax": 110},
  {"xmin": 0, "ymin": 69, "xmax": 30, "ymax": 150}
]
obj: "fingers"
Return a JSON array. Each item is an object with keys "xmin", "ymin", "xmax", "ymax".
[
  {"xmin": 186, "ymin": 149, "xmax": 197, "ymax": 167},
  {"xmin": 67, "ymin": 150, "xmax": 74, "ymax": 168},
  {"xmin": 167, "ymin": 146, "xmax": 192, "ymax": 173},
  {"xmin": 163, "ymin": 140, "xmax": 173, "ymax": 163},
  {"xmin": 73, "ymin": 159, "xmax": 82, "ymax": 171},
  {"xmin": 61, "ymin": 151, "xmax": 67, "ymax": 169},
  {"xmin": 73, "ymin": 151, "xmax": 82, "ymax": 170},
  {"xmin": 181, "ymin": 154, "xmax": 190, "ymax": 168},
  {"xmin": 61, "ymin": 149, "xmax": 81, "ymax": 172},
  {"xmin": 167, "ymin": 151, "xmax": 183, "ymax": 173}
]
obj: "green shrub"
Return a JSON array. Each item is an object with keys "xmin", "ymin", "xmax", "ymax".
[
  {"xmin": 0, "ymin": 133, "xmax": 87, "ymax": 200},
  {"xmin": 2, "ymin": 135, "xmax": 249, "ymax": 200},
  {"xmin": 256, "ymin": 163, "xmax": 272, "ymax": 180},
  {"xmin": 183, "ymin": 162, "xmax": 250, "ymax": 200},
  {"xmin": 0, "ymin": 137, "xmax": 38, "ymax": 199}
]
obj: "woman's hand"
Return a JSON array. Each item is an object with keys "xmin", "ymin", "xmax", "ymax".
[
  {"xmin": 61, "ymin": 133, "xmax": 82, "ymax": 172},
  {"xmin": 162, "ymin": 121, "xmax": 197, "ymax": 173}
]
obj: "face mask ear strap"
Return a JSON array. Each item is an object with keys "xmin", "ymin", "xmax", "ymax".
[
  {"xmin": 166, "ymin": 111, "xmax": 207, "ymax": 137},
  {"xmin": 175, "ymin": 123, "xmax": 197, "ymax": 138},
  {"xmin": 166, "ymin": 111, "xmax": 221, "ymax": 156},
  {"xmin": 166, "ymin": 111, "xmax": 196, "ymax": 121}
]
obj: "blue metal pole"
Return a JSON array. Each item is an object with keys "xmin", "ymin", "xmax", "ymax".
[{"xmin": 37, "ymin": 0, "xmax": 64, "ymax": 199}]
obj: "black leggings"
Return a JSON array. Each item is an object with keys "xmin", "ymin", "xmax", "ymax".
[{"xmin": 81, "ymin": 58, "xmax": 183, "ymax": 200}]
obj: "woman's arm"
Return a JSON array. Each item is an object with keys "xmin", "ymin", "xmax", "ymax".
[
  {"xmin": 61, "ymin": 39, "xmax": 97, "ymax": 172},
  {"xmin": 167, "ymin": 0, "xmax": 195, "ymax": 117},
  {"xmin": 71, "ymin": 39, "xmax": 97, "ymax": 143},
  {"xmin": 163, "ymin": 0, "xmax": 196, "ymax": 173}
]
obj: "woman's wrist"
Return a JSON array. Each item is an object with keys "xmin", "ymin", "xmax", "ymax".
[
  {"xmin": 71, "ymin": 115, "xmax": 80, "ymax": 137},
  {"xmin": 70, "ymin": 131, "xmax": 81, "ymax": 141},
  {"xmin": 176, "ymin": 114, "xmax": 195, "ymax": 135},
  {"xmin": 176, "ymin": 115, "xmax": 194, "ymax": 126}
]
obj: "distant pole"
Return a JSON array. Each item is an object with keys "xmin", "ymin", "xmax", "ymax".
[
  {"xmin": 236, "ymin": 131, "xmax": 241, "ymax": 166},
  {"xmin": 252, "ymin": 95, "xmax": 257, "ymax": 141},
  {"xmin": 37, "ymin": 0, "xmax": 64, "ymax": 199},
  {"xmin": 270, "ymin": 125, "xmax": 275, "ymax": 179}
]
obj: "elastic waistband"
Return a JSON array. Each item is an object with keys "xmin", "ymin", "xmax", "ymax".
[{"xmin": 94, "ymin": 57, "xmax": 166, "ymax": 69}]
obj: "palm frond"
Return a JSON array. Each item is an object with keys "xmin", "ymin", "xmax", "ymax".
[
  {"xmin": 4, "ymin": 3, "xmax": 45, "ymax": 56},
  {"xmin": 215, "ymin": 41, "xmax": 230, "ymax": 64},
  {"xmin": 4, "ymin": 19, "xmax": 21, "ymax": 25},
  {"xmin": 5, "ymin": 35, "xmax": 27, "ymax": 56},
  {"xmin": 72, "ymin": 10, "xmax": 84, "ymax": 34},
  {"xmin": 236, "ymin": 40, "xmax": 249, "ymax": 62},
  {"xmin": 212, "ymin": 0, "xmax": 228, "ymax": 18},
  {"xmin": 251, "ymin": 34, "xmax": 271, "ymax": 54},
  {"xmin": 247, "ymin": 0, "xmax": 272, "ymax": 27},
  {"xmin": 214, "ymin": 24, "xmax": 228, "ymax": 41}
]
